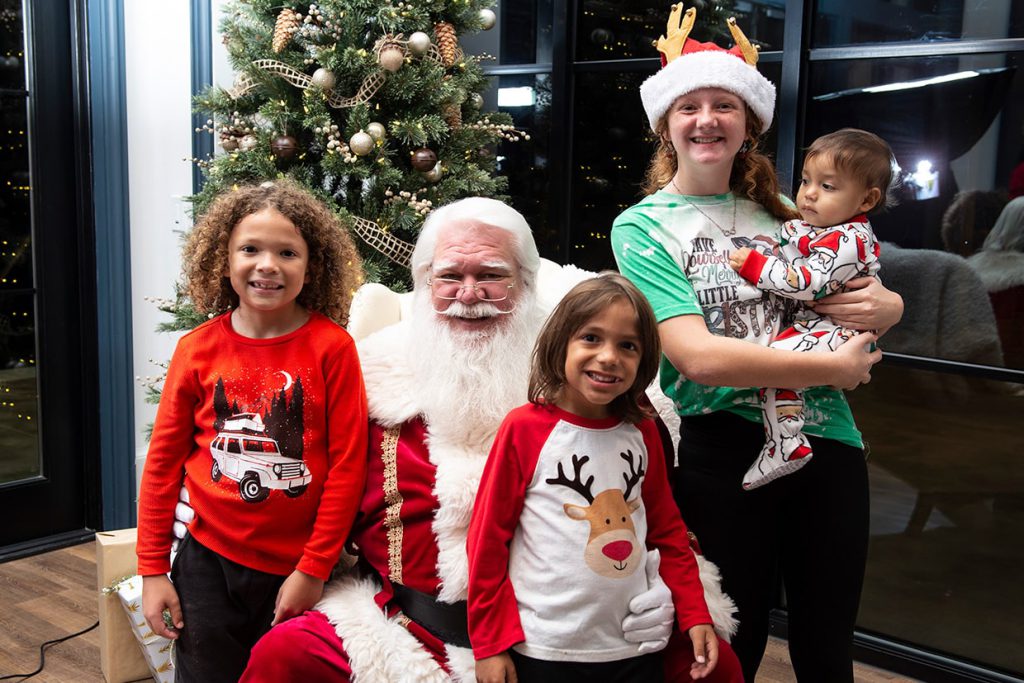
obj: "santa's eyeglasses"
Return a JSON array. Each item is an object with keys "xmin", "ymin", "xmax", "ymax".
[{"xmin": 426, "ymin": 276, "xmax": 515, "ymax": 303}]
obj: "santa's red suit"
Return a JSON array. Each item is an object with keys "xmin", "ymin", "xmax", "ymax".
[{"xmin": 241, "ymin": 320, "xmax": 743, "ymax": 682}]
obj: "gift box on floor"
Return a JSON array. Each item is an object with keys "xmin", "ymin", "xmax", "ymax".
[
  {"xmin": 108, "ymin": 575, "xmax": 174, "ymax": 683},
  {"xmin": 97, "ymin": 529, "xmax": 153, "ymax": 683}
]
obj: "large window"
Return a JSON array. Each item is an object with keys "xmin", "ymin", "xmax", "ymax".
[
  {"xmin": 480, "ymin": 0, "xmax": 1024, "ymax": 678},
  {"xmin": 0, "ymin": 0, "xmax": 99, "ymax": 555},
  {"xmin": 803, "ymin": 3, "xmax": 1024, "ymax": 675},
  {"xmin": 0, "ymin": 2, "xmax": 40, "ymax": 489}
]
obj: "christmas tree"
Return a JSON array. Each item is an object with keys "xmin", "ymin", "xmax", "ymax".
[
  {"xmin": 142, "ymin": 0, "xmax": 524, "ymax": 412},
  {"xmin": 193, "ymin": 0, "xmax": 521, "ymax": 293}
]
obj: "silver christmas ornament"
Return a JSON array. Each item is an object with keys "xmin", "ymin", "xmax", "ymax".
[
  {"xmin": 479, "ymin": 9, "xmax": 496, "ymax": 30},
  {"xmin": 366, "ymin": 122, "xmax": 386, "ymax": 142},
  {"xmin": 311, "ymin": 67, "xmax": 337, "ymax": 90},
  {"xmin": 349, "ymin": 131, "xmax": 374, "ymax": 156},
  {"xmin": 407, "ymin": 31, "xmax": 431, "ymax": 56},
  {"xmin": 238, "ymin": 134, "xmax": 258, "ymax": 151},
  {"xmin": 468, "ymin": 92, "xmax": 484, "ymax": 109}
]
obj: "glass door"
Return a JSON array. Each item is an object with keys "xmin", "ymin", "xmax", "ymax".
[{"xmin": 0, "ymin": 0, "xmax": 98, "ymax": 554}]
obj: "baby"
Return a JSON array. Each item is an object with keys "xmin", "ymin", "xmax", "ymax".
[{"xmin": 729, "ymin": 128, "xmax": 893, "ymax": 490}]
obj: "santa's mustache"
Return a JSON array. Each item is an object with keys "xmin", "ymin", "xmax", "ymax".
[{"xmin": 436, "ymin": 301, "xmax": 509, "ymax": 318}]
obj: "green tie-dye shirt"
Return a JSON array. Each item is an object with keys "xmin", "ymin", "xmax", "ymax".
[{"xmin": 611, "ymin": 189, "xmax": 862, "ymax": 449}]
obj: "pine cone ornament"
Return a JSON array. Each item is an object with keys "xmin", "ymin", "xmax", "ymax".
[
  {"xmin": 272, "ymin": 8, "xmax": 301, "ymax": 53},
  {"xmin": 442, "ymin": 102, "xmax": 462, "ymax": 129},
  {"xmin": 434, "ymin": 21, "xmax": 458, "ymax": 67}
]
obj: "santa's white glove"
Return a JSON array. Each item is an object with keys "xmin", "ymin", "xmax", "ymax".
[
  {"xmin": 622, "ymin": 549, "xmax": 675, "ymax": 654},
  {"xmin": 170, "ymin": 485, "xmax": 193, "ymax": 565},
  {"xmin": 172, "ymin": 484, "xmax": 192, "ymax": 540}
]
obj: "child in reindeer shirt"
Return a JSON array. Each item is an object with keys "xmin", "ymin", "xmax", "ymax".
[
  {"xmin": 467, "ymin": 274, "xmax": 742, "ymax": 683},
  {"xmin": 728, "ymin": 128, "xmax": 893, "ymax": 490}
]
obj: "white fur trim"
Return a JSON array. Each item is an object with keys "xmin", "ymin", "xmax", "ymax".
[
  {"xmin": 443, "ymin": 645, "xmax": 478, "ymax": 682},
  {"xmin": 316, "ymin": 575, "xmax": 449, "ymax": 682},
  {"xmin": 967, "ymin": 249, "xmax": 1024, "ymax": 293},
  {"xmin": 640, "ymin": 50, "xmax": 775, "ymax": 132},
  {"xmin": 695, "ymin": 553, "xmax": 739, "ymax": 642},
  {"xmin": 357, "ymin": 321, "xmax": 421, "ymax": 426},
  {"xmin": 426, "ymin": 434, "xmax": 490, "ymax": 603}
]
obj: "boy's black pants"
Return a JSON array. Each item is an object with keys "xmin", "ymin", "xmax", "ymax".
[{"xmin": 171, "ymin": 533, "xmax": 286, "ymax": 683}]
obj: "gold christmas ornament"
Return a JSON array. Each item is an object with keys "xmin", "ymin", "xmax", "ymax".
[
  {"xmin": 378, "ymin": 44, "xmax": 406, "ymax": 72},
  {"xmin": 407, "ymin": 31, "xmax": 432, "ymax": 56},
  {"xmin": 366, "ymin": 122, "xmax": 386, "ymax": 142},
  {"xmin": 434, "ymin": 21, "xmax": 458, "ymax": 67},
  {"xmin": 479, "ymin": 8, "xmax": 496, "ymax": 31},
  {"xmin": 349, "ymin": 131, "xmax": 374, "ymax": 156},
  {"xmin": 311, "ymin": 67, "xmax": 336, "ymax": 90},
  {"xmin": 424, "ymin": 162, "xmax": 443, "ymax": 183},
  {"xmin": 272, "ymin": 8, "xmax": 301, "ymax": 53}
]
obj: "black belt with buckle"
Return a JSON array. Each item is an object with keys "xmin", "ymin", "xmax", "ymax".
[{"xmin": 391, "ymin": 583, "xmax": 471, "ymax": 648}]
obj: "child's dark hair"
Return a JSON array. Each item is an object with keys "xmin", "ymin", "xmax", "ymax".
[
  {"xmin": 529, "ymin": 272, "xmax": 661, "ymax": 424},
  {"xmin": 183, "ymin": 179, "xmax": 363, "ymax": 325},
  {"xmin": 805, "ymin": 128, "xmax": 897, "ymax": 214}
]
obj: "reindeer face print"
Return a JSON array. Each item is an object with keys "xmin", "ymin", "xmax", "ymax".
[{"xmin": 546, "ymin": 450, "xmax": 646, "ymax": 579}]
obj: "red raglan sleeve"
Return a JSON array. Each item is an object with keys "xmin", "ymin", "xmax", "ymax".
[
  {"xmin": 466, "ymin": 412, "xmax": 533, "ymax": 660},
  {"xmin": 639, "ymin": 419, "xmax": 712, "ymax": 633},
  {"xmin": 136, "ymin": 337, "xmax": 201, "ymax": 576},
  {"xmin": 295, "ymin": 332, "xmax": 369, "ymax": 580}
]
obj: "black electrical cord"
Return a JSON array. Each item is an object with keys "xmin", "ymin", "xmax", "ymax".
[{"xmin": 0, "ymin": 620, "xmax": 99, "ymax": 681}]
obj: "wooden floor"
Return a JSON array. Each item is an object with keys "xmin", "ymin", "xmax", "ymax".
[{"xmin": 0, "ymin": 541, "xmax": 918, "ymax": 682}]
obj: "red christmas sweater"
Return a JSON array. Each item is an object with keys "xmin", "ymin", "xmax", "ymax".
[
  {"xmin": 467, "ymin": 403, "xmax": 711, "ymax": 662},
  {"xmin": 136, "ymin": 312, "xmax": 368, "ymax": 580}
]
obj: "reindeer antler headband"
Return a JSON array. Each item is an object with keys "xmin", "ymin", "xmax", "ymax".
[{"xmin": 640, "ymin": 3, "xmax": 775, "ymax": 133}]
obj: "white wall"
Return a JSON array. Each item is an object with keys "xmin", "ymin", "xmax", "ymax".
[{"xmin": 123, "ymin": 2, "xmax": 194, "ymax": 495}]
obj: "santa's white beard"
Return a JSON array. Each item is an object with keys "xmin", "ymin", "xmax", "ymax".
[{"xmin": 409, "ymin": 290, "xmax": 541, "ymax": 452}]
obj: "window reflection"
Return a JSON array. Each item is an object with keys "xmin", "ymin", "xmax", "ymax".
[
  {"xmin": 570, "ymin": 64, "xmax": 782, "ymax": 272},
  {"xmin": 577, "ymin": 0, "xmax": 786, "ymax": 62},
  {"xmin": 0, "ymin": 0, "xmax": 25, "ymax": 91},
  {"xmin": 849, "ymin": 364, "xmax": 1024, "ymax": 673},
  {"xmin": 460, "ymin": 0, "xmax": 554, "ymax": 65},
  {"xmin": 0, "ymin": 292, "xmax": 38, "ymax": 484},
  {"xmin": 0, "ymin": 10, "xmax": 38, "ymax": 487},
  {"xmin": 805, "ymin": 53, "xmax": 1024, "ymax": 369},
  {"xmin": 485, "ymin": 74, "xmax": 555, "ymax": 259},
  {"xmin": 812, "ymin": 0, "xmax": 1024, "ymax": 47}
]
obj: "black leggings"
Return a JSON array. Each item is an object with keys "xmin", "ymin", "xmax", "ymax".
[{"xmin": 674, "ymin": 411, "xmax": 869, "ymax": 682}]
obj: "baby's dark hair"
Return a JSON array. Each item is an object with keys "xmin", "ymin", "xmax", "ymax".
[
  {"xmin": 182, "ymin": 180, "xmax": 363, "ymax": 325},
  {"xmin": 528, "ymin": 272, "xmax": 661, "ymax": 424},
  {"xmin": 805, "ymin": 128, "xmax": 898, "ymax": 215}
]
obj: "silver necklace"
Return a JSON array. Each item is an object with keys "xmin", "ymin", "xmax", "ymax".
[{"xmin": 670, "ymin": 179, "xmax": 737, "ymax": 237}]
